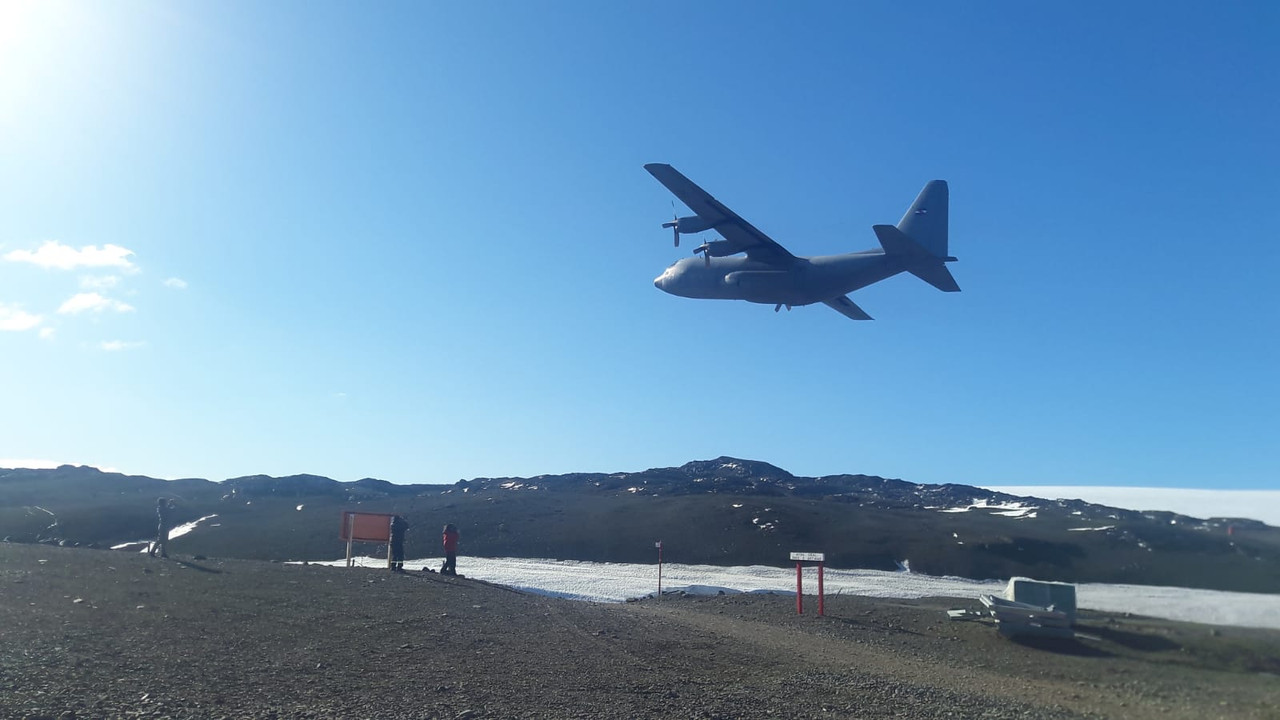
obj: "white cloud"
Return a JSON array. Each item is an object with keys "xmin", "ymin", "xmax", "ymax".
[
  {"xmin": 57, "ymin": 292, "xmax": 135, "ymax": 314},
  {"xmin": 80, "ymin": 275, "xmax": 120, "ymax": 290},
  {"xmin": 39, "ymin": 327, "xmax": 55, "ymax": 340},
  {"xmin": 3, "ymin": 241, "xmax": 136, "ymax": 271},
  {"xmin": 163, "ymin": 277, "xmax": 188, "ymax": 289},
  {"xmin": 0, "ymin": 458, "xmax": 63, "ymax": 469},
  {"xmin": 0, "ymin": 302, "xmax": 43, "ymax": 331},
  {"xmin": 100, "ymin": 340, "xmax": 144, "ymax": 352}
]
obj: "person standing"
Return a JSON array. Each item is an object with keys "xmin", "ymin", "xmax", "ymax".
[
  {"xmin": 149, "ymin": 498, "xmax": 174, "ymax": 558},
  {"xmin": 389, "ymin": 515, "xmax": 408, "ymax": 572},
  {"xmin": 441, "ymin": 523, "xmax": 459, "ymax": 576}
]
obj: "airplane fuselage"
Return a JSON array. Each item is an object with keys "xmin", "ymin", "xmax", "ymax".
[
  {"xmin": 654, "ymin": 249, "xmax": 907, "ymax": 307},
  {"xmin": 644, "ymin": 163, "xmax": 957, "ymax": 320}
]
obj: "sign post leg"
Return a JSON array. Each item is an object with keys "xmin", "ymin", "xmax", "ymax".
[
  {"xmin": 796, "ymin": 562, "xmax": 803, "ymax": 615},
  {"xmin": 818, "ymin": 561, "xmax": 825, "ymax": 617}
]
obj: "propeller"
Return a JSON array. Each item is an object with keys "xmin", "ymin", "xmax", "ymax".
[
  {"xmin": 694, "ymin": 242, "xmax": 711, "ymax": 267},
  {"xmin": 661, "ymin": 201, "xmax": 680, "ymax": 247}
]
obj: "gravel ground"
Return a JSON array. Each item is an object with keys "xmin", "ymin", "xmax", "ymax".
[{"xmin": 2, "ymin": 544, "xmax": 1277, "ymax": 719}]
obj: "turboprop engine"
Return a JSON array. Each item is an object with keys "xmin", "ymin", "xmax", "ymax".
[
  {"xmin": 662, "ymin": 215, "xmax": 717, "ymax": 246},
  {"xmin": 693, "ymin": 239, "xmax": 738, "ymax": 266}
]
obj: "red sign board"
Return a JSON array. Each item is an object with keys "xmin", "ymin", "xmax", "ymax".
[{"xmin": 339, "ymin": 511, "xmax": 395, "ymax": 543}]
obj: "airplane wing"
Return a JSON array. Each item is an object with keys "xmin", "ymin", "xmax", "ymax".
[
  {"xmin": 645, "ymin": 163, "xmax": 798, "ymax": 265},
  {"xmin": 823, "ymin": 295, "xmax": 873, "ymax": 321}
]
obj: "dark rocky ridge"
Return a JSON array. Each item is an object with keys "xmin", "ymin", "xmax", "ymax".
[{"xmin": 2, "ymin": 458, "xmax": 1277, "ymax": 593}]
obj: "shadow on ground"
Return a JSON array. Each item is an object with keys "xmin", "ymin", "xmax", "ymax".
[
  {"xmin": 1009, "ymin": 635, "xmax": 1115, "ymax": 658},
  {"xmin": 171, "ymin": 558, "xmax": 223, "ymax": 574},
  {"xmin": 1078, "ymin": 625, "xmax": 1180, "ymax": 652}
]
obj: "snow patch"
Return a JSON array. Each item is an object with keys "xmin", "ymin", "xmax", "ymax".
[
  {"xmin": 304, "ymin": 556, "xmax": 1280, "ymax": 630},
  {"xmin": 940, "ymin": 499, "xmax": 1039, "ymax": 518},
  {"xmin": 170, "ymin": 515, "xmax": 218, "ymax": 539},
  {"xmin": 110, "ymin": 514, "xmax": 219, "ymax": 552}
]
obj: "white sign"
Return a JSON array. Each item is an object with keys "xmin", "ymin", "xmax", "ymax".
[{"xmin": 790, "ymin": 552, "xmax": 825, "ymax": 562}]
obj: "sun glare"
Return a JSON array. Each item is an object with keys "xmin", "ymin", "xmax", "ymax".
[
  {"xmin": 0, "ymin": 0, "xmax": 69, "ymax": 63},
  {"xmin": 0, "ymin": 0, "xmax": 78, "ymax": 120},
  {"xmin": 0, "ymin": 0, "xmax": 137, "ymax": 130}
]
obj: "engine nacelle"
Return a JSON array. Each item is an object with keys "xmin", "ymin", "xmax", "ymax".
[
  {"xmin": 675, "ymin": 216, "xmax": 716, "ymax": 235},
  {"xmin": 697, "ymin": 240, "xmax": 738, "ymax": 258}
]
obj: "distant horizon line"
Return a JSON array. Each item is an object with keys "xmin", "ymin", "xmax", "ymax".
[
  {"xmin": 2, "ymin": 459, "xmax": 1275, "ymax": 493},
  {"xmin": 5, "ymin": 461, "xmax": 1276, "ymax": 524}
]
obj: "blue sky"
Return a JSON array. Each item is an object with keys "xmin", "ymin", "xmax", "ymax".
[{"xmin": 1, "ymin": 1, "xmax": 1276, "ymax": 489}]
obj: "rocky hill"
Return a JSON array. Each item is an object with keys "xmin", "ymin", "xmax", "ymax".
[{"xmin": 2, "ymin": 458, "xmax": 1277, "ymax": 593}]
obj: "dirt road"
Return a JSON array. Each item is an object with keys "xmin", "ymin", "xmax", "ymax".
[{"xmin": 2, "ymin": 544, "xmax": 1276, "ymax": 719}]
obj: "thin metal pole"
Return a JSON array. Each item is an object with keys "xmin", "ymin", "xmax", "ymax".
[
  {"xmin": 345, "ymin": 513, "xmax": 355, "ymax": 568},
  {"xmin": 657, "ymin": 541, "xmax": 663, "ymax": 599}
]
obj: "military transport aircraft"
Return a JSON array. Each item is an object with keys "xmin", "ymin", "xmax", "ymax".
[{"xmin": 645, "ymin": 163, "xmax": 960, "ymax": 321}]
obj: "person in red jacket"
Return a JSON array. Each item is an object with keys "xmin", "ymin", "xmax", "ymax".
[{"xmin": 440, "ymin": 523, "xmax": 460, "ymax": 576}]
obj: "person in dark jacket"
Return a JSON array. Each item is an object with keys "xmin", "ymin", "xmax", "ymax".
[
  {"xmin": 149, "ymin": 498, "xmax": 174, "ymax": 558},
  {"xmin": 389, "ymin": 515, "xmax": 408, "ymax": 571},
  {"xmin": 441, "ymin": 523, "xmax": 459, "ymax": 575}
]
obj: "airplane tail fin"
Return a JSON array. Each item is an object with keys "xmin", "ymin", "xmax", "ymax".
[
  {"xmin": 896, "ymin": 180, "xmax": 949, "ymax": 258},
  {"xmin": 871, "ymin": 180, "xmax": 959, "ymax": 293}
]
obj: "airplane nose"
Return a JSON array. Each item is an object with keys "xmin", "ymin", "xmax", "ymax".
[{"xmin": 654, "ymin": 274, "xmax": 664, "ymax": 290}]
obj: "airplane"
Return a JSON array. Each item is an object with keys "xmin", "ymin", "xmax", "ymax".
[{"xmin": 645, "ymin": 163, "xmax": 960, "ymax": 321}]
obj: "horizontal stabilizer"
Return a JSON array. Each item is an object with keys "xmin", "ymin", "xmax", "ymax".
[
  {"xmin": 823, "ymin": 295, "xmax": 873, "ymax": 321},
  {"xmin": 909, "ymin": 264, "xmax": 961, "ymax": 293},
  {"xmin": 874, "ymin": 224, "xmax": 960, "ymax": 292},
  {"xmin": 873, "ymin": 224, "xmax": 933, "ymax": 257}
]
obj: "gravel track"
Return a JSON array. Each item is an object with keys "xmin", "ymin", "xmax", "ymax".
[{"xmin": 2, "ymin": 544, "xmax": 1276, "ymax": 719}]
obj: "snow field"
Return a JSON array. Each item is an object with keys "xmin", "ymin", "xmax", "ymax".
[{"xmin": 314, "ymin": 556, "xmax": 1280, "ymax": 631}]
